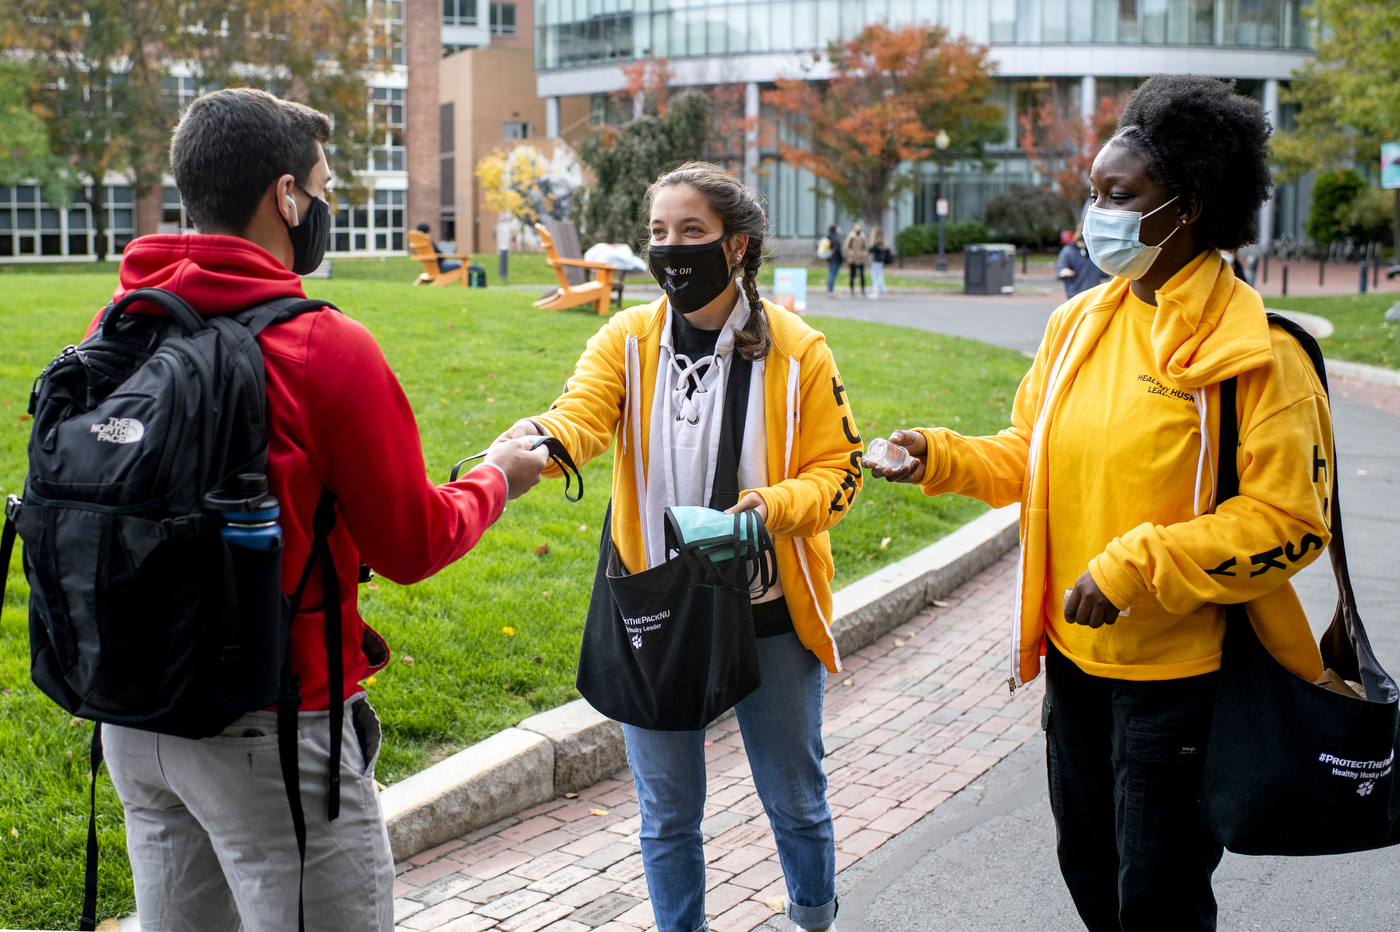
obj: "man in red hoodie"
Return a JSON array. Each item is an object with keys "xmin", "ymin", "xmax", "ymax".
[{"xmin": 97, "ymin": 88, "xmax": 548, "ymax": 931}]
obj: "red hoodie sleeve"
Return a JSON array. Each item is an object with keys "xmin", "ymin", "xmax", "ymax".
[{"xmin": 298, "ymin": 311, "xmax": 506, "ymax": 584}]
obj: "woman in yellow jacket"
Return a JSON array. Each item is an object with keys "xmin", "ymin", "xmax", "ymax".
[
  {"xmin": 500, "ymin": 163, "xmax": 862, "ymax": 932},
  {"xmin": 867, "ymin": 77, "xmax": 1332, "ymax": 930}
]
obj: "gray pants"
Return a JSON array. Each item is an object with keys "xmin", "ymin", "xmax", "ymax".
[{"xmin": 104, "ymin": 695, "xmax": 395, "ymax": 932}]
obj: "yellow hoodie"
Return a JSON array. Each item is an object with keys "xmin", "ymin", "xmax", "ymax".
[
  {"xmin": 915, "ymin": 251, "xmax": 1331, "ymax": 685},
  {"xmin": 533, "ymin": 297, "xmax": 864, "ymax": 674}
]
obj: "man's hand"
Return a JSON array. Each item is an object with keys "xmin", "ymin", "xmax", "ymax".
[
  {"xmin": 724, "ymin": 491, "xmax": 768, "ymax": 523},
  {"xmin": 862, "ymin": 430, "xmax": 929, "ymax": 484},
  {"xmin": 494, "ymin": 417, "xmax": 544, "ymax": 446},
  {"xmin": 1058, "ymin": 267, "xmax": 1075, "ymax": 279},
  {"xmin": 484, "ymin": 437, "xmax": 550, "ymax": 500},
  {"xmin": 1063, "ymin": 570, "xmax": 1121, "ymax": 628}
]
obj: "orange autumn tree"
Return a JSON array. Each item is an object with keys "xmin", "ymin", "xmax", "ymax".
[
  {"xmin": 764, "ymin": 23, "xmax": 1004, "ymax": 230},
  {"xmin": 1019, "ymin": 92, "xmax": 1129, "ymax": 209}
]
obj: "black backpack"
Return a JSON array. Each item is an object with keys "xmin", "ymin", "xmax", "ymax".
[{"xmin": 0, "ymin": 287, "xmax": 342, "ymax": 931}]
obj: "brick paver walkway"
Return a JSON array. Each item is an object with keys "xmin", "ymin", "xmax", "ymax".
[{"xmin": 392, "ymin": 549, "xmax": 1043, "ymax": 932}]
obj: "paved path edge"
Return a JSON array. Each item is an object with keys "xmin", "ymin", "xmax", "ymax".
[
  {"xmin": 380, "ymin": 504, "xmax": 1023, "ymax": 862},
  {"xmin": 1324, "ymin": 357, "xmax": 1400, "ymax": 388}
]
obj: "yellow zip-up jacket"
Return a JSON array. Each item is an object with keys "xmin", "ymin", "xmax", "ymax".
[
  {"xmin": 915, "ymin": 251, "xmax": 1331, "ymax": 686},
  {"xmin": 534, "ymin": 297, "xmax": 864, "ymax": 673}
]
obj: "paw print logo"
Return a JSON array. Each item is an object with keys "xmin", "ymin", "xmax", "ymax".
[
  {"xmin": 1357, "ymin": 780, "xmax": 1375, "ymax": 797},
  {"xmin": 631, "ymin": 634, "xmax": 643, "ymax": 650}
]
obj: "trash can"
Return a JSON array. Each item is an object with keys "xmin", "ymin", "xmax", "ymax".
[{"xmin": 964, "ymin": 243, "xmax": 1016, "ymax": 295}]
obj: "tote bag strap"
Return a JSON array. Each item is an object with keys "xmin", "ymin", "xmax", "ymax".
[
  {"xmin": 708, "ymin": 351, "xmax": 754, "ymax": 512},
  {"xmin": 1217, "ymin": 314, "xmax": 1372, "ymax": 688}
]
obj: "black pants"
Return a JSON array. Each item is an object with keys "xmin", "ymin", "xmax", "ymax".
[
  {"xmin": 1043, "ymin": 641, "xmax": 1224, "ymax": 932},
  {"xmin": 848, "ymin": 263, "xmax": 865, "ymax": 293}
]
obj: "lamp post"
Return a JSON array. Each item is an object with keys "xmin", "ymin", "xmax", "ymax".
[{"xmin": 935, "ymin": 130, "xmax": 950, "ymax": 272}]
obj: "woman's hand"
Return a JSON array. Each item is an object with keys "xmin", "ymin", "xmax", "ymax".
[
  {"xmin": 1063, "ymin": 570, "xmax": 1121, "ymax": 628},
  {"xmin": 724, "ymin": 491, "xmax": 769, "ymax": 524},
  {"xmin": 862, "ymin": 430, "xmax": 929, "ymax": 484},
  {"xmin": 494, "ymin": 417, "xmax": 544, "ymax": 446}
]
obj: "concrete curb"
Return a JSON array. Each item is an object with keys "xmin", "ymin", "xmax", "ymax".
[
  {"xmin": 1324, "ymin": 357, "xmax": 1400, "ymax": 389},
  {"xmin": 381, "ymin": 504, "xmax": 1022, "ymax": 862}
]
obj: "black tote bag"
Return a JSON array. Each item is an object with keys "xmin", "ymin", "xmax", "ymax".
[
  {"xmin": 576, "ymin": 351, "xmax": 762, "ymax": 731},
  {"xmin": 1200, "ymin": 314, "xmax": 1400, "ymax": 856}
]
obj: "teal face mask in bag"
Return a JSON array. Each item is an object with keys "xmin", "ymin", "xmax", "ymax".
[
  {"xmin": 1082, "ymin": 195, "xmax": 1180, "ymax": 281},
  {"xmin": 663, "ymin": 506, "xmax": 777, "ymax": 596}
]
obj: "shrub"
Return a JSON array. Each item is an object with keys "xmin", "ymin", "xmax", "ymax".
[
  {"xmin": 895, "ymin": 219, "xmax": 989, "ymax": 256},
  {"xmin": 984, "ymin": 184, "xmax": 1076, "ymax": 249},
  {"xmin": 1306, "ymin": 169, "xmax": 1366, "ymax": 247}
]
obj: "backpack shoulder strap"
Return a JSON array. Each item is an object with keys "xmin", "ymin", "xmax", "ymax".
[{"xmin": 231, "ymin": 296, "xmax": 341, "ymax": 339}]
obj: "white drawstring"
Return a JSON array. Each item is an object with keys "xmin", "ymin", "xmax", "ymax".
[
  {"xmin": 667, "ymin": 352, "xmax": 719, "ymax": 425},
  {"xmin": 1192, "ymin": 388, "xmax": 1215, "ymax": 516}
]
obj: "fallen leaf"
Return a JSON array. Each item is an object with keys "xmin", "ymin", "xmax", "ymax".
[
  {"xmin": 577, "ymin": 523, "xmax": 588, "ymax": 532},
  {"xmin": 842, "ymin": 678, "xmax": 854, "ymax": 687},
  {"xmin": 439, "ymin": 397, "xmax": 448, "ymax": 403},
  {"xmin": 931, "ymin": 599, "xmax": 949, "ymax": 608},
  {"xmin": 402, "ymin": 656, "xmax": 415, "ymax": 664},
  {"xmin": 366, "ymin": 582, "xmax": 379, "ymax": 590},
  {"xmin": 535, "ymin": 543, "xmax": 550, "ymax": 556},
  {"xmin": 375, "ymin": 780, "xmax": 387, "ymax": 791},
  {"xmin": 10, "ymin": 827, "xmax": 17, "ymax": 837},
  {"xmin": 764, "ymin": 894, "xmax": 785, "ymax": 914},
  {"xmin": 364, "ymin": 676, "xmax": 377, "ymax": 686},
  {"xmin": 894, "ymin": 639, "xmax": 905, "ymax": 648},
  {"xmin": 880, "ymin": 536, "xmax": 891, "ymax": 549},
  {"xmin": 533, "ymin": 655, "xmax": 543, "ymax": 664},
  {"xmin": 486, "ymin": 397, "xmax": 495, "ymax": 403},
  {"xmin": 542, "ymin": 591, "xmax": 551, "ymax": 597},
  {"xmin": 590, "ymin": 808, "xmax": 609, "ymax": 817},
  {"xmin": 703, "ymin": 738, "xmax": 713, "ymax": 747},
  {"xmin": 478, "ymin": 384, "xmax": 486, "ymax": 390},
  {"xmin": 69, "ymin": 716, "xmax": 83, "ymax": 727},
  {"xmin": 502, "ymin": 626, "xmax": 516, "ymax": 636},
  {"xmin": 565, "ymin": 792, "xmax": 579, "ymax": 798}
]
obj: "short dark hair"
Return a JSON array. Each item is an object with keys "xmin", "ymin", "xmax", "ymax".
[
  {"xmin": 170, "ymin": 88, "xmax": 331, "ymax": 233},
  {"xmin": 1109, "ymin": 75, "xmax": 1272, "ymax": 252}
]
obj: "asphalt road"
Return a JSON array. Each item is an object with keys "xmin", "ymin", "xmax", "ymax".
[{"xmin": 795, "ymin": 291, "xmax": 1400, "ymax": 932}]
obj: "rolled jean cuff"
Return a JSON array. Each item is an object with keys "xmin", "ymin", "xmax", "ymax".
[{"xmin": 787, "ymin": 895, "xmax": 837, "ymax": 929}]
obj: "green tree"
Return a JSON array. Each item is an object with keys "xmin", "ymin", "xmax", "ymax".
[
  {"xmin": 1306, "ymin": 169, "xmax": 1367, "ymax": 246},
  {"xmin": 11, "ymin": 0, "xmax": 171, "ymax": 260},
  {"xmin": 1270, "ymin": 0, "xmax": 1400, "ymax": 247},
  {"xmin": 573, "ymin": 91, "xmax": 710, "ymax": 250},
  {"xmin": 171, "ymin": 0, "xmax": 380, "ymax": 205},
  {"xmin": 0, "ymin": 60, "xmax": 65, "ymax": 192},
  {"xmin": 985, "ymin": 183, "xmax": 1076, "ymax": 250}
]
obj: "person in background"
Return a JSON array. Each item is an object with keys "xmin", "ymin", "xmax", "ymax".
[
  {"xmin": 865, "ymin": 75, "xmax": 1332, "ymax": 931},
  {"xmin": 1055, "ymin": 228, "xmax": 1104, "ymax": 298},
  {"xmin": 823, "ymin": 223, "xmax": 844, "ymax": 293},
  {"xmin": 415, "ymin": 222, "xmax": 461, "ymax": 274},
  {"xmin": 843, "ymin": 222, "xmax": 868, "ymax": 297},
  {"xmin": 868, "ymin": 226, "xmax": 890, "ymax": 299}
]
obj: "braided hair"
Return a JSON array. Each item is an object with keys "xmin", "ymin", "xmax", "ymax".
[
  {"xmin": 644, "ymin": 162, "xmax": 772, "ymax": 361},
  {"xmin": 1106, "ymin": 75, "xmax": 1273, "ymax": 251}
]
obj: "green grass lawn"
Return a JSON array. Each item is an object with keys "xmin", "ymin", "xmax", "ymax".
[
  {"xmin": 0, "ymin": 272, "xmax": 1028, "ymax": 929},
  {"xmin": 1264, "ymin": 294, "xmax": 1400, "ymax": 370}
]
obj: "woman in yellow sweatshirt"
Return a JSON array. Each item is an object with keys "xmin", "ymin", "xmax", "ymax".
[
  {"xmin": 866, "ymin": 77, "xmax": 1332, "ymax": 930},
  {"xmin": 499, "ymin": 163, "xmax": 862, "ymax": 932}
]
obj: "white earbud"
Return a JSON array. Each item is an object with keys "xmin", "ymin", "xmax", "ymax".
[{"xmin": 284, "ymin": 193, "xmax": 299, "ymax": 228}]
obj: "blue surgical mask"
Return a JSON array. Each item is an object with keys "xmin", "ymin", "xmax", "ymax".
[{"xmin": 1082, "ymin": 196, "xmax": 1181, "ymax": 281}]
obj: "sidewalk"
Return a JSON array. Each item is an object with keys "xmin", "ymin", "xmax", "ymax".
[{"xmin": 390, "ymin": 551, "xmax": 1041, "ymax": 932}]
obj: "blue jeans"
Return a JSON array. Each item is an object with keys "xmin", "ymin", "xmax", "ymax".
[
  {"xmin": 624, "ymin": 632, "xmax": 837, "ymax": 932},
  {"xmin": 826, "ymin": 261, "xmax": 841, "ymax": 292}
]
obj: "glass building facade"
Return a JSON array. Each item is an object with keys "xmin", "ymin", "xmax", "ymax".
[
  {"xmin": 536, "ymin": 0, "xmax": 1313, "ymax": 70},
  {"xmin": 0, "ymin": 185, "xmax": 137, "ymax": 259}
]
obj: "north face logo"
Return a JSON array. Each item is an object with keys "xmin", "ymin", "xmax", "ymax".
[
  {"xmin": 91, "ymin": 417, "xmax": 145, "ymax": 444},
  {"xmin": 631, "ymin": 634, "xmax": 643, "ymax": 650}
]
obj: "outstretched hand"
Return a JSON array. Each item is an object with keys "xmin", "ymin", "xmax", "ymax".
[
  {"xmin": 1063, "ymin": 570, "xmax": 1121, "ymax": 628},
  {"xmin": 495, "ymin": 417, "xmax": 544, "ymax": 445},
  {"xmin": 862, "ymin": 430, "xmax": 929, "ymax": 484},
  {"xmin": 483, "ymin": 437, "xmax": 550, "ymax": 500}
]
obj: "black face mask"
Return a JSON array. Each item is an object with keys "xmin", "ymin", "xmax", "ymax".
[
  {"xmin": 286, "ymin": 185, "xmax": 330, "ymax": 275},
  {"xmin": 647, "ymin": 238, "xmax": 735, "ymax": 314}
]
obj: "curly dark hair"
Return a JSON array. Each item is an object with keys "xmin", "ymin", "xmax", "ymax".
[{"xmin": 1109, "ymin": 75, "xmax": 1272, "ymax": 251}]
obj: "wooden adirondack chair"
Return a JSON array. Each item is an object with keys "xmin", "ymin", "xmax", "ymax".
[
  {"xmin": 409, "ymin": 231, "xmax": 472, "ymax": 287},
  {"xmin": 534, "ymin": 222, "xmax": 615, "ymax": 316}
]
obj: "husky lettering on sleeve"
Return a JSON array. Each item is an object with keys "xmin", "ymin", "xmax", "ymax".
[
  {"xmin": 1285, "ymin": 533, "xmax": 1324, "ymax": 563},
  {"xmin": 841, "ymin": 416, "xmax": 861, "ymax": 445},
  {"xmin": 1249, "ymin": 547, "xmax": 1287, "ymax": 577},
  {"xmin": 1312, "ymin": 445, "xmax": 1327, "ymax": 484},
  {"xmin": 828, "ymin": 489, "xmax": 846, "ymax": 514},
  {"xmin": 832, "ymin": 376, "xmax": 847, "ymax": 407},
  {"xmin": 1205, "ymin": 557, "xmax": 1237, "ymax": 577}
]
